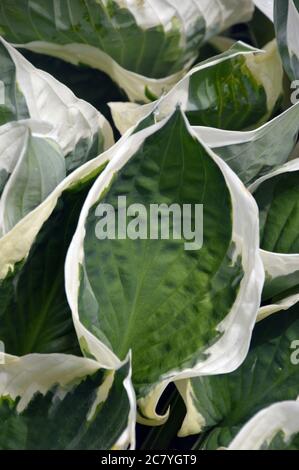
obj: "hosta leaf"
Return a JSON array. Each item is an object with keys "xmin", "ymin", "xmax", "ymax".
[
  {"xmin": 257, "ymin": 291, "xmax": 299, "ymax": 322},
  {"xmin": 112, "ymin": 84, "xmax": 298, "ymax": 189},
  {"xmin": 0, "ymin": 0, "xmax": 254, "ymax": 102},
  {"xmin": 229, "ymin": 402, "xmax": 299, "ymax": 450},
  {"xmin": 0, "ymin": 38, "xmax": 113, "ymax": 171},
  {"xmin": 0, "ymin": 172, "xmax": 96, "ymax": 356},
  {"xmin": 274, "ymin": 0, "xmax": 299, "ymax": 81},
  {"xmin": 250, "ymin": 4, "xmax": 275, "ymax": 50},
  {"xmin": 0, "ymin": 40, "xmax": 29, "ymax": 124},
  {"xmin": 177, "ymin": 303, "xmax": 299, "ymax": 448},
  {"xmin": 0, "ymin": 127, "xmax": 130, "ymax": 283},
  {"xmin": 0, "ymin": 132, "xmax": 140, "ymax": 356},
  {"xmin": 193, "ymin": 102, "xmax": 299, "ymax": 186},
  {"xmin": 65, "ymin": 109, "xmax": 264, "ymax": 422},
  {"xmin": 0, "ymin": 123, "xmax": 66, "ymax": 236},
  {"xmin": 252, "ymin": 159, "xmax": 299, "ymax": 310},
  {"xmin": 110, "ymin": 41, "xmax": 283, "ymax": 133},
  {"xmin": 0, "ymin": 353, "xmax": 135, "ymax": 450},
  {"xmin": 255, "ymin": 161, "xmax": 299, "ymax": 254},
  {"xmin": 0, "ymin": 121, "xmax": 52, "ymax": 198}
]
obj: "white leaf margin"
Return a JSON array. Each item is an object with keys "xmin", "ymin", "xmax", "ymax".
[
  {"xmin": 0, "ymin": 37, "xmax": 114, "ymax": 155},
  {"xmin": 0, "ymin": 120, "xmax": 66, "ymax": 236},
  {"xmin": 192, "ymin": 102, "xmax": 299, "ymax": 149},
  {"xmin": 10, "ymin": 0, "xmax": 254, "ymax": 103},
  {"xmin": 109, "ymin": 98, "xmax": 299, "ymax": 189},
  {"xmin": 108, "ymin": 41, "xmax": 262, "ymax": 134},
  {"xmin": 274, "ymin": 0, "xmax": 299, "ymax": 81},
  {"xmin": 0, "ymin": 127, "xmax": 132, "ymax": 281},
  {"xmin": 12, "ymin": 39, "xmax": 187, "ymax": 105},
  {"xmin": 115, "ymin": 0, "xmax": 254, "ymax": 39},
  {"xmin": 65, "ymin": 109, "xmax": 264, "ymax": 422},
  {"xmin": 253, "ymin": 0, "xmax": 274, "ymax": 21},
  {"xmin": 228, "ymin": 401, "xmax": 299, "ymax": 450},
  {"xmin": 0, "ymin": 119, "xmax": 53, "ymax": 179},
  {"xmin": 109, "ymin": 40, "xmax": 283, "ymax": 135},
  {"xmin": 251, "ymin": 158, "xmax": 299, "ymax": 320},
  {"xmin": 175, "ymin": 378, "xmax": 206, "ymax": 437},
  {"xmin": 257, "ymin": 292, "xmax": 299, "ymax": 322},
  {"xmin": 0, "ymin": 352, "xmax": 136, "ymax": 450},
  {"xmin": 285, "ymin": 0, "xmax": 299, "ymax": 76},
  {"xmin": 110, "ymin": 98, "xmax": 299, "ymax": 177}
]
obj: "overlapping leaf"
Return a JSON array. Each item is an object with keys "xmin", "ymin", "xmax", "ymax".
[
  {"xmin": 0, "ymin": 38, "xmax": 113, "ymax": 169},
  {"xmin": 0, "ymin": 0, "xmax": 297, "ymax": 452},
  {"xmin": 110, "ymin": 41, "xmax": 283, "ymax": 133},
  {"xmin": 229, "ymin": 401, "xmax": 299, "ymax": 450},
  {"xmin": 274, "ymin": 0, "xmax": 299, "ymax": 81},
  {"xmin": 0, "ymin": 39, "xmax": 114, "ymax": 248},
  {"xmin": 110, "ymin": 50, "xmax": 296, "ymax": 187},
  {"xmin": 250, "ymin": 160, "xmax": 299, "ymax": 317},
  {"xmin": 0, "ymin": 353, "xmax": 135, "ymax": 450},
  {"xmin": 0, "ymin": 121, "xmax": 65, "ymax": 236},
  {"xmin": 193, "ymin": 103, "xmax": 299, "ymax": 186},
  {"xmin": 0, "ymin": 0, "xmax": 254, "ymax": 101},
  {"xmin": 0, "ymin": 130, "xmax": 121, "ymax": 359},
  {"xmin": 177, "ymin": 302, "xmax": 299, "ymax": 448}
]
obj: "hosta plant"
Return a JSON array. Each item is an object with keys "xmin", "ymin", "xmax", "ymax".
[{"xmin": 0, "ymin": 0, "xmax": 299, "ymax": 452}]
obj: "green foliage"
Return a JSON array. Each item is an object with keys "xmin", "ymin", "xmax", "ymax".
[{"xmin": 0, "ymin": 0, "xmax": 299, "ymax": 451}]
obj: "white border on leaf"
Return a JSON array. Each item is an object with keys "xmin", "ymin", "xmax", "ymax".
[
  {"xmin": 109, "ymin": 41, "xmax": 260, "ymax": 133},
  {"xmin": 65, "ymin": 109, "xmax": 264, "ymax": 421},
  {"xmin": 0, "ymin": 352, "xmax": 136, "ymax": 450},
  {"xmin": 0, "ymin": 37, "xmax": 114, "ymax": 155},
  {"xmin": 229, "ymin": 401, "xmax": 299, "ymax": 450}
]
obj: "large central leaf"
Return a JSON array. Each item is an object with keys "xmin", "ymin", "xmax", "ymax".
[
  {"xmin": 80, "ymin": 112, "xmax": 236, "ymax": 385},
  {"xmin": 66, "ymin": 109, "xmax": 263, "ymax": 414}
]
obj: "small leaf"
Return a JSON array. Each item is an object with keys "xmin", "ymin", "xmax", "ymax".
[
  {"xmin": 0, "ymin": 38, "xmax": 114, "ymax": 169},
  {"xmin": 0, "ymin": 132, "xmax": 65, "ymax": 235},
  {"xmin": 179, "ymin": 303, "xmax": 299, "ymax": 448},
  {"xmin": 110, "ymin": 41, "xmax": 283, "ymax": 133},
  {"xmin": 229, "ymin": 401, "xmax": 299, "ymax": 450},
  {"xmin": 252, "ymin": 159, "xmax": 299, "ymax": 309},
  {"xmin": 0, "ymin": 353, "xmax": 135, "ymax": 450}
]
